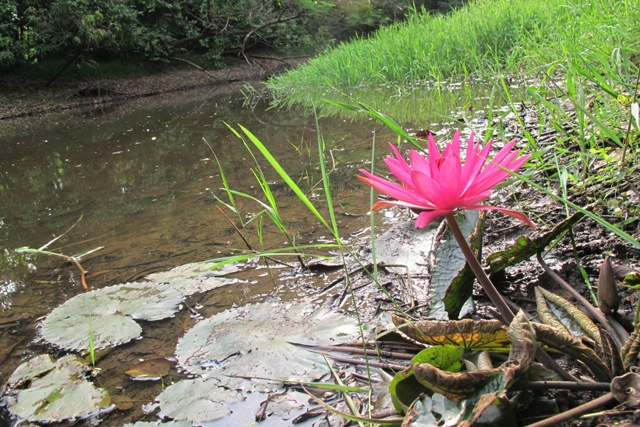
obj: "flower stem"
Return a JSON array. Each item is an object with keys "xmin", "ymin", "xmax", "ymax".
[{"xmin": 445, "ymin": 213, "xmax": 515, "ymax": 324}]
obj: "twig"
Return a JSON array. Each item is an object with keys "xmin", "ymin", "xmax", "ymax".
[
  {"xmin": 169, "ymin": 56, "xmax": 218, "ymax": 79},
  {"xmin": 512, "ymin": 381, "xmax": 611, "ymax": 392},
  {"xmin": 525, "ymin": 392, "xmax": 616, "ymax": 427}
]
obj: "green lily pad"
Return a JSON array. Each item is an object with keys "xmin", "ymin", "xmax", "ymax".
[
  {"xmin": 2, "ymin": 354, "xmax": 113, "ymax": 423},
  {"xmin": 175, "ymin": 302, "xmax": 368, "ymax": 392},
  {"xmin": 40, "ymin": 282, "xmax": 183, "ymax": 352}
]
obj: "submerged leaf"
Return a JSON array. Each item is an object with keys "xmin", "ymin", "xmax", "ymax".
[
  {"xmin": 403, "ymin": 393, "xmax": 466, "ymax": 427},
  {"xmin": 40, "ymin": 282, "xmax": 183, "ymax": 352},
  {"xmin": 124, "ymin": 357, "xmax": 175, "ymax": 381},
  {"xmin": 2, "ymin": 354, "xmax": 113, "ymax": 423},
  {"xmin": 175, "ymin": 302, "xmax": 369, "ymax": 392},
  {"xmin": 535, "ymin": 287, "xmax": 601, "ymax": 344}
]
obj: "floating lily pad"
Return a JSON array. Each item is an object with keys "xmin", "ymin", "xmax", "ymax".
[
  {"xmin": 145, "ymin": 262, "xmax": 238, "ymax": 296},
  {"xmin": 2, "ymin": 354, "xmax": 113, "ymax": 423},
  {"xmin": 40, "ymin": 282, "xmax": 183, "ymax": 352},
  {"xmin": 156, "ymin": 378, "xmax": 243, "ymax": 423},
  {"xmin": 176, "ymin": 302, "xmax": 367, "ymax": 392}
]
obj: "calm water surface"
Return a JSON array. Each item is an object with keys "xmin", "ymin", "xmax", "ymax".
[{"xmin": 0, "ymin": 89, "xmax": 417, "ymax": 425}]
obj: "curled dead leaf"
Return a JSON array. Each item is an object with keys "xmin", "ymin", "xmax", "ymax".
[
  {"xmin": 410, "ymin": 311, "xmax": 536, "ymax": 400},
  {"xmin": 611, "ymin": 372, "xmax": 640, "ymax": 408},
  {"xmin": 392, "ymin": 313, "xmax": 508, "ymax": 351},
  {"xmin": 535, "ymin": 286, "xmax": 601, "ymax": 344}
]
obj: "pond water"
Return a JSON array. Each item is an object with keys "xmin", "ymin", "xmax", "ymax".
[{"xmin": 0, "ymin": 85, "xmax": 486, "ymax": 425}]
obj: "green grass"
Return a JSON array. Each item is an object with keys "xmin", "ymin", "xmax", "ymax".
[{"xmin": 267, "ymin": 0, "xmax": 640, "ymax": 108}]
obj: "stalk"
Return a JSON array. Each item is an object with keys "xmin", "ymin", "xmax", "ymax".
[{"xmin": 445, "ymin": 213, "xmax": 515, "ymax": 323}]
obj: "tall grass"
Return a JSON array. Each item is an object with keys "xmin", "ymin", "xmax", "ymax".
[{"xmin": 267, "ymin": 0, "xmax": 640, "ymax": 108}]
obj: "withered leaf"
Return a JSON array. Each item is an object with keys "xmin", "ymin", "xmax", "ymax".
[
  {"xmin": 533, "ymin": 322, "xmax": 612, "ymax": 381},
  {"xmin": 535, "ymin": 287, "xmax": 601, "ymax": 345},
  {"xmin": 124, "ymin": 357, "xmax": 175, "ymax": 381},
  {"xmin": 411, "ymin": 311, "xmax": 535, "ymax": 400},
  {"xmin": 392, "ymin": 313, "xmax": 508, "ymax": 351},
  {"xmin": 611, "ymin": 372, "xmax": 640, "ymax": 408},
  {"xmin": 412, "ymin": 365, "xmax": 498, "ymax": 401},
  {"xmin": 620, "ymin": 328, "xmax": 640, "ymax": 370}
]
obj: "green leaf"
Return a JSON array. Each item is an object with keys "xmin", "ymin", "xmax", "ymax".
[
  {"xmin": 389, "ymin": 367, "xmax": 428, "ymax": 413},
  {"xmin": 411, "ymin": 346, "xmax": 464, "ymax": 372}
]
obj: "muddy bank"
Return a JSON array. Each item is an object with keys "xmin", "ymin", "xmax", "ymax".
[{"xmin": 0, "ymin": 56, "xmax": 303, "ymax": 126}]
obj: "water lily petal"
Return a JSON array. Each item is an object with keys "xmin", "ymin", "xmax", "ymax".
[
  {"xmin": 357, "ymin": 173, "xmax": 423, "ymax": 205},
  {"xmin": 468, "ymin": 205, "xmax": 536, "ymax": 228},
  {"xmin": 416, "ymin": 209, "xmax": 449, "ymax": 228},
  {"xmin": 386, "ymin": 143, "xmax": 412, "ymax": 183}
]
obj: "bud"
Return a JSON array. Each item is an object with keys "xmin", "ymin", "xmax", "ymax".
[{"xmin": 598, "ymin": 257, "xmax": 619, "ymax": 314}]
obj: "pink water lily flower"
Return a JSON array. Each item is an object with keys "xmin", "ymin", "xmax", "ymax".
[{"xmin": 358, "ymin": 131, "xmax": 534, "ymax": 228}]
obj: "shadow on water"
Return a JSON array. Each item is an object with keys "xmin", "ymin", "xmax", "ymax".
[{"xmin": 0, "ymin": 82, "xmax": 495, "ymax": 425}]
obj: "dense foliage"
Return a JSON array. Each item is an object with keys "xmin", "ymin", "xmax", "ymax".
[
  {"xmin": 0, "ymin": 0, "xmax": 468, "ymax": 72},
  {"xmin": 0, "ymin": 0, "xmax": 326, "ymax": 70}
]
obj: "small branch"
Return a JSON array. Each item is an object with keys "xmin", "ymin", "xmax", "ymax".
[
  {"xmin": 512, "ymin": 381, "xmax": 611, "ymax": 392},
  {"xmin": 525, "ymin": 392, "xmax": 616, "ymax": 427},
  {"xmin": 168, "ymin": 57, "xmax": 218, "ymax": 79}
]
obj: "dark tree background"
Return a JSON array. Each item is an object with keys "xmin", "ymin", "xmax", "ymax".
[{"xmin": 0, "ymin": 0, "xmax": 468, "ymax": 72}]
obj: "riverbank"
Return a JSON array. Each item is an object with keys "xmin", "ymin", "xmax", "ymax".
[{"xmin": 0, "ymin": 56, "xmax": 303, "ymax": 124}]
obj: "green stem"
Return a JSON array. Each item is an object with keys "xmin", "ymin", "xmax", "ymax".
[{"xmin": 445, "ymin": 213, "xmax": 515, "ymax": 324}]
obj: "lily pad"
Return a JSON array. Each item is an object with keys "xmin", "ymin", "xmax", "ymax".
[
  {"xmin": 175, "ymin": 302, "xmax": 368, "ymax": 392},
  {"xmin": 40, "ymin": 282, "xmax": 183, "ymax": 352},
  {"xmin": 145, "ymin": 262, "xmax": 238, "ymax": 296},
  {"xmin": 2, "ymin": 354, "xmax": 113, "ymax": 423},
  {"xmin": 156, "ymin": 378, "xmax": 243, "ymax": 423}
]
